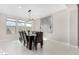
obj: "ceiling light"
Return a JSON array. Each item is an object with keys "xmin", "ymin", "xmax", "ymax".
[{"xmin": 18, "ymin": 6, "xmax": 22, "ymax": 8}]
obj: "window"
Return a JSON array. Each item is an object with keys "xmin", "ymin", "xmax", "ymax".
[
  {"xmin": 25, "ymin": 21, "xmax": 32, "ymax": 31},
  {"xmin": 6, "ymin": 18, "xmax": 33, "ymax": 34},
  {"xmin": 17, "ymin": 20, "xmax": 25, "ymax": 31},
  {"xmin": 6, "ymin": 18, "xmax": 16, "ymax": 34}
]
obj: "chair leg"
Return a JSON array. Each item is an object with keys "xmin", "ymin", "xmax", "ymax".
[
  {"xmin": 23, "ymin": 40, "xmax": 26, "ymax": 46},
  {"xmin": 40, "ymin": 41, "xmax": 43, "ymax": 48},
  {"xmin": 29, "ymin": 39, "xmax": 33, "ymax": 50},
  {"xmin": 26, "ymin": 42, "xmax": 28, "ymax": 48},
  {"xmin": 34, "ymin": 42, "xmax": 37, "ymax": 50}
]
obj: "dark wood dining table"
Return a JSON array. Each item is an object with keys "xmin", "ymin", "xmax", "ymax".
[{"xmin": 26, "ymin": 31, "xmax": 43, "ymax": 50}]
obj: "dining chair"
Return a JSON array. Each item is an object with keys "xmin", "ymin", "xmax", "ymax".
[
  {"xmin": 23, "ymin": 31, "xmax": 29, "ymax": 48},
  {"xmin": 19, "ymin": 31, "xmax": 24, "ymax": 43},
  {"xmin": 34, "ymin": 32, "xmax": 43, "ymax": 50}
]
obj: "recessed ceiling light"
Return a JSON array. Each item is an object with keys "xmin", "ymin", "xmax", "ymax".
[{"xmin": 18, "ymin": 6, "xmax": 22, "ymax": 8}]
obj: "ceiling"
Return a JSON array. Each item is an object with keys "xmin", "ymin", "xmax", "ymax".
[{"xmin": 0, "ymin": 4, "xmax": 69, "ymax": 19}]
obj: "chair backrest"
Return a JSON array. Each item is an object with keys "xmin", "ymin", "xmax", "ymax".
[
  {"xmin": 24, "ymin": 31, "xmax": 28, "ymax": 39},
  {"xmin": 36, "ymin": 32, "xmax": 43, "ymax": 42},
  {"xmin": 19, "ymin": 31, "xmax": 24, "ymax": 41},
  {"xmin": 22, "ymin": 31, "xmax": 29, "ymax": 42}
]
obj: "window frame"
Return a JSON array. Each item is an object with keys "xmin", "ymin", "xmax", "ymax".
[
  {"xmin": 6, "ymin": 18, "xmax": 33, "ymax": 34},
  {"xmin": 6, "ymin": 18, "xmax": 17, "ymax": 34}
]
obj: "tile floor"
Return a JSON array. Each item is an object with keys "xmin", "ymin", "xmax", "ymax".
[{"xmin": 0, "ymin": 38, "xmax": 79, "ymax": 55}]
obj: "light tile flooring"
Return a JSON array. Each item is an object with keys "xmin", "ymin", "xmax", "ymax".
[{"xmin": 0, "ymin": 38, "xmax": 79, "ymax": 55}]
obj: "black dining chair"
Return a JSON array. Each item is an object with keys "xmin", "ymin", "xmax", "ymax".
[
  {"xmin": 23, "ymin": 31, "xmax": 35, "ymax": 50},
  {"xmin": 19, "ymin": 31, "xmax": 25, "ymax": 46},
  {"xmin": 19, "ymin": 31, "xmax": 27, "ymax": 46},
  {"xmin": 34, "ymin": 32, "xmax": 43, "ymax": 50},
  {"xmin": 23, "ymin": 31, "xmax": 29, "ymax": 48},
  {"xmin": 19, "ymin": 31, "xmax": 24, "ymax": 43}
]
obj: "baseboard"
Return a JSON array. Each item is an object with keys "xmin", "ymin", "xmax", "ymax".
[{"xmin": 49, "ymin": 39, "xmax": 78, "ymax": 49}]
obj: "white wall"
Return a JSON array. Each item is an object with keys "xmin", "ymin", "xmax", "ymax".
[
  {"xmin": 69, "ymin": 7, "xmax": 78, "ymax": 47},
  {"xmin": 51, "ymin": 5, "xmax": 78, "ymax": 48},
  {"xmin": 32, "ymin": 19, "xmax": 41, "ymax": 32},
  {"xmin": 0, "ymin": 14, "xmax": 6, "ymax": 40},
  {"xmin": 52, "ymin": 9, "xmax": 69, "ymax": 44}
]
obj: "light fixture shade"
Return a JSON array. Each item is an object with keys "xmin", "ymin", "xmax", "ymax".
[{"xmin": 28, "ymin": 10, "xmax": 31, "ymax": 12}]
